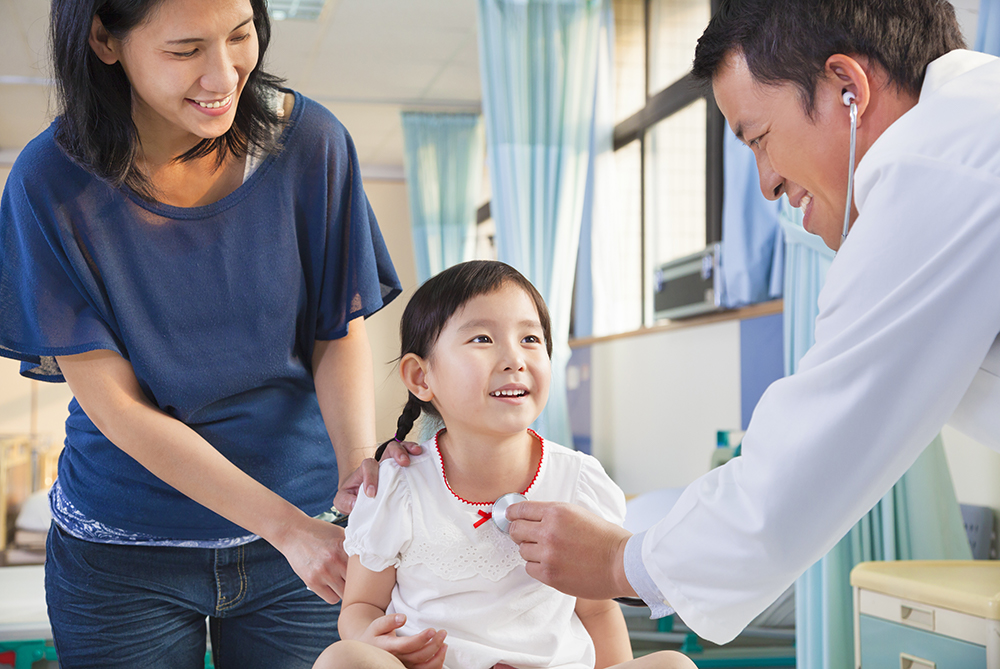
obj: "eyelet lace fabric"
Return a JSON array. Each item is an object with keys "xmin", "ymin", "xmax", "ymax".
[{"xmin": 401, "ymin": 516, "xmax": 525, "ymax": 583}]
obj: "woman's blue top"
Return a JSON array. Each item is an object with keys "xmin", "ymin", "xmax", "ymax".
[{"xmin": 0, "ymin": 91, "xmax": 401, "ymax": 541}]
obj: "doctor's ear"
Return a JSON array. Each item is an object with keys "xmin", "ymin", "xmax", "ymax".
[
  {"xmin": 400, "ymin": 353, "xmax": 434, "ymax": 403},
  {"xmin": 89, "ymin": 16, "xmax": 121, "ymax": 65},
  {"xmin": 824, "ymin": 54, "xmax": 870, "ymax": 120}
]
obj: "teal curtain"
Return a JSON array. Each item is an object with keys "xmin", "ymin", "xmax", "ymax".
[
  {"xmin": 781, "ymin": 204, "xmax": 972, "ymax": 669},
  {"xmin": 977, "ymin": 0, "xmax": 1000, "ymax": 55},
  {"xmin": 477, "ymin": 0, "xmax": 605, "ymax": 445},
  {"xmin": 401, "ymin": 113, "xmax": 484, "ymax": 283}
]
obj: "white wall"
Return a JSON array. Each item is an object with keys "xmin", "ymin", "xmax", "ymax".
[
  {"xmin": 362, "ymin": 179, "xmax": 418, "ymax": 443},
  {"xmin": 590, "ymin": 321, "xmax": 742, "ymax": 496}
]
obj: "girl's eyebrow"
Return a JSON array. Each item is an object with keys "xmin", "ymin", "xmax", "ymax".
[
  {"xmin": 165, "ymin": 16, "xmax": 254, "ymax": 45},
  {"xmin": 458, "ymin": 318, "xmax": 541, "ymax": 331}
]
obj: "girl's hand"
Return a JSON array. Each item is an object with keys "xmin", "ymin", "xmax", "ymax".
[
  {"xmin": 273, "ymin": 516, "xmax": 349, "ymax": 605},
  {"xmin": 334, "ymin": 441, "xmax": 423, "ymax": 513},
  {"xmin": 362, "ymin": 613, "xmax": 448, "ymax": 669}
]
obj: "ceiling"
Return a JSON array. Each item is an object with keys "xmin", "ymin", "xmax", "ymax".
[
  {"xmin": 0, "ymin": 0, "xmax": 482, "ymax": 177},
  {"xmin": 0, "ymin": 0, "xmax": 983, "ymax": 175}
]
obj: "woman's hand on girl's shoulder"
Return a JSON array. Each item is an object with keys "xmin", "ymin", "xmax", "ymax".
[
  {"xmin": 362, "ymin": 613, "xmax": 447, "ymax": 669},
  {"xmin": 334, "ymin": 441, "xmax": 423, "ymax": 513}
]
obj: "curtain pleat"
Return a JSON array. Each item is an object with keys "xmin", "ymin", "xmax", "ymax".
[
  {"xmin": 401, "ymin": 112, "xmax": 484, "ymax": 284},
  {"xmin": 477, "ymin": 0, "xmax": 605, "ymax": 445}
]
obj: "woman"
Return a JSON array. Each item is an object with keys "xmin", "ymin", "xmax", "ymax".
[{"xmin": 0, "ymin": 0, "xmax": 405, "ymax": 666}]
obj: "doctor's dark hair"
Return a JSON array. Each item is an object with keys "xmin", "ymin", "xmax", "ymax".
[
  {"xmin": 691, "ymin": 0, "xmax": 965, "ymax": 114},
  {"xmin": 380, "ymin": 261, "xmax": 552, "ymax": 450},
  {"xmin": 49, "ymin": 0, "xmax": 285, "ymax": 200}
]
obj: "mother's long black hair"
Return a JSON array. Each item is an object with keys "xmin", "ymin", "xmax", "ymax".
[
  {"xmin": 49, "ymin": 0, "xmax": 285, "ymax": 200},
  {"xmin": 379, "ymin": 261, "xmax": 552, "ymax": 452}
]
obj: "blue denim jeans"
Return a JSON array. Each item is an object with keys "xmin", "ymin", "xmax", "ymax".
[{"xmin": 45, "ymin": 524, "xmax": 340, "ymax": 668}]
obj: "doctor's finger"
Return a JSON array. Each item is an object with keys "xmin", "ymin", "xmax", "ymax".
[{"xmin": 505, "ymin": 499, "xmax": 554, "ymax": 522}]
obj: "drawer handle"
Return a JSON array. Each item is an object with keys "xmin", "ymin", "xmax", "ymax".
[
  {"xmin": 900, "ymin": 653, "xmax": 935, "ymax": 669},
  {"xmin": 899, "ymin": 604, "xmax": 934, "ymax": 630}
]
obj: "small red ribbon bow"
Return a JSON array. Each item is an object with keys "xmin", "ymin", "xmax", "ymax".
[{"xmin": 474, "ymin": 510, "xmax": 492, "ymax": 528}]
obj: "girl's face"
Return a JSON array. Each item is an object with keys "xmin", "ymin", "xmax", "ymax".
[
  {"xmin": 93, "ymin": 0, "xmax": 259, "ymax": 152},
  {"xmin": 419, "ymin": 284, "xmax": 551, "ymax": 440}
]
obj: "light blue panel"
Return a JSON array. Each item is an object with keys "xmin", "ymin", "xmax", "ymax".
[
  {"xmin": 859, "ymin": 615, "xmax": 986, "ymax": 667},
  {"xmin": 739, "ymin": 312, "xmax": 784, "ymax": 430},
  {"xmin": 566, "ymin": 346, "xmax": 592, "ymax": 454}
]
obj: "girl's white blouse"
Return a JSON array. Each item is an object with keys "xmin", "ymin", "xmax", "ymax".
[{"xmin": 344, "ymin": 434, "xmax": 627, "ymax": 669}]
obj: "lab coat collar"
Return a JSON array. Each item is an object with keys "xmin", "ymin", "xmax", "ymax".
[{"xmin": 920, "ymin": 49, "xmax": 998, "ymax": 100}]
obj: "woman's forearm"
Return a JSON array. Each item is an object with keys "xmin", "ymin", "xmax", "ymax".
[
  {"xmin": 56, "ymin": 349, "xmax": 310, "ymax": 544},
  {"xmin": 313, "ymin": 317, "xmax": 377, "ymax": 487}
]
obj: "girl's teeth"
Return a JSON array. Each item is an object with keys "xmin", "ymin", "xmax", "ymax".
[{"xmin": 492, "ymin": 390, "xmax": 525, "ymax": 397}]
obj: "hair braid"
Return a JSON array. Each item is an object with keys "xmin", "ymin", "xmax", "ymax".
[{"xmin": 374, "ymin": 393, "xmax": 424, "ymax": 461}]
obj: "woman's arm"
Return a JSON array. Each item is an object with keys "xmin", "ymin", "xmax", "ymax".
[
  {"xmin": 341, "ymin": 555, "xmax": 448, "ymax": 667},
  {"xmin": 56, "ymin": 348, "xmax": 350, "ymax": 604},
  {"xmin": 575, "ymin": 598, "xmax": 632, "ymax": 669},
  {"xmin": 313, "ymin": 318, "xmax": 378, "ymax": 506}
]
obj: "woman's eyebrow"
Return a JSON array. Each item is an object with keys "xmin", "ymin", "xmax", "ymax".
[{"xmin": 165, "ymin": 16, "xmax": 253, "ymax": 45}]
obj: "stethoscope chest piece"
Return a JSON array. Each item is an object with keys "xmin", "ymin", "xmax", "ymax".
[{"xmin": 491, "ymin": 493, "xmax": 527, "ymax": 534}]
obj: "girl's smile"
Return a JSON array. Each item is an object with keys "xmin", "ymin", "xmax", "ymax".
[{"xmin": 413, "ymin": 284, "xmax": 551, "ymax": 443}]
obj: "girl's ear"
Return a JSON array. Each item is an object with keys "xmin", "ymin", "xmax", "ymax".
[
  {"xmin": 89, "ymin": 15, "xmax": 121, "ymax": 65},
  {"xmin": 400, "ymin": 353, "xmax": 433, "ymax": 402}
]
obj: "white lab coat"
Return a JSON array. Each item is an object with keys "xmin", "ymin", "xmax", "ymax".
[{"xmin": 641, "ymin": 50, "xmax": 1000, "ymax": 644}]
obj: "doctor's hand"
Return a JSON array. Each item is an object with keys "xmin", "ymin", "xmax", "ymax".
[
  {"xmin": 334, "ymin": 440, "xmax": 423, "ymax": 513},
  {"xmin": 273, "ymin": 516, "xmax": 349, "ymax": 605},
  {"xmin": 506, "ymin": 501, "xmax": 638, "ymax": 601},
  {"xmin": 363, "ymin": 614, "xmax": 448, "ymax": 669}
]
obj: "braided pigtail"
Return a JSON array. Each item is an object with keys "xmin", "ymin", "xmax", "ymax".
[{"xmin": 374, "ymin": 393, "xmax": 424, "ymax": 461}]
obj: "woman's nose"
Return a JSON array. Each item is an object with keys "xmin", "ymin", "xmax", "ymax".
[{"xmin": 200, "ymin": 45, "xmax": 239, "ymax": 94}]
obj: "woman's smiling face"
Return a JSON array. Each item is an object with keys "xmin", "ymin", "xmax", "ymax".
[{"xmin": 94, "ymin": 0, "xmax": 259, "ymax": 152}]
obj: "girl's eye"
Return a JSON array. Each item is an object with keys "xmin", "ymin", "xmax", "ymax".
[
  {"xmin": 523, "ymin": 335, "xmax": 542, "ymax": 344},
  {"xmin": 471, "ymin": 335, "xmax": 492, "ymax": 344}
]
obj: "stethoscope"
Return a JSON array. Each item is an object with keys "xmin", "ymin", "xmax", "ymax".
[{"xmin": 842, "ymin": 90, "xmax": 858, "ymax": 244}]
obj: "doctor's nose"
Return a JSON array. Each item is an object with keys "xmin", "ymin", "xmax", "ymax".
[{"xmin": 756, "ymin": 153, "xmax": 785, "ymax": 201}]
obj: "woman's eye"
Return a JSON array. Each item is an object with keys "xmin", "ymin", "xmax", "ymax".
[
  {"xmin": 232, "ymin": 32, "xmax": 251, "ymax": 43},
  {"xmin": 172, "ymin": 49, "xmax": 198, "ymax": 58}
]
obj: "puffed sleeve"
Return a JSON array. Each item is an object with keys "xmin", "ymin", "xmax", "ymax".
[
  {"xmin": 0, "ymin": 148, "xmax": 123, "ymax": 381},
  {"xmin": 307, "ymin": 105, "xmax": 401, "ymax": 341},
  {"xmin": 343, "ymin": 459, "xmax": 414, "ymax": 572},
  {"xmin": 574, "ymin": 454, "xmax": 628, "ymax": 527}
]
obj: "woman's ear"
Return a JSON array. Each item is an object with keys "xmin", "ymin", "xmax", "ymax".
[
  {"xmin": 824, "ymin": 53, "xmax": 871, "ymax": 124},
  {"xmin": 400, "ymin": 353, "xmax": 434, "ymax": 403},
  {"xmin": 89, "ymin": 15, "xmax": 120, "ymax": 65}
]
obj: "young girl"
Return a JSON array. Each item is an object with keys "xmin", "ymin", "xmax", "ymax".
[
  {"xmin": 0, "ymin": 0, "xmax": 405, "ymax": 666},
  {"xmin": 315, "ymin": 261, "xmax": 694, "ymax": 669}
]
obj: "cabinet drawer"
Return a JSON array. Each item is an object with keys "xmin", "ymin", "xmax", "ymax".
[{"xmin": 860, "ymin": 615, "xmax": 986, "ymax": 667}]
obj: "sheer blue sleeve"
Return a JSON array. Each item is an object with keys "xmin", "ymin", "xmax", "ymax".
[
  {"xmin": 311, "ymin": 110, "xmax": 401, "ymax": 341},
  {"xmin": 0, "ymin": 146, "xmax": 123, "ymax": 381}
]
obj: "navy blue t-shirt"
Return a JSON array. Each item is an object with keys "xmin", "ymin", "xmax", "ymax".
[{"xmin": 0, "ymin": 91, "xmax": 401, "ymax": 540}]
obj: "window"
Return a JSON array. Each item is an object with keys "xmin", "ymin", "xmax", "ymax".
[{"xmin": 612, "ymin": 0, "xmax": 722, "ymax": 326}]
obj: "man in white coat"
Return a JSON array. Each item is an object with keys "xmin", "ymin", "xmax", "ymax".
[{"xmin": 505, "ymin": 0, "xmax": 1000, "ymax": 644}]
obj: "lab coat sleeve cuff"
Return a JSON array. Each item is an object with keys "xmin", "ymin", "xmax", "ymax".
[{"xmin": 624, "ymin": 530, "xmax": 675, "ymax": 619}]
